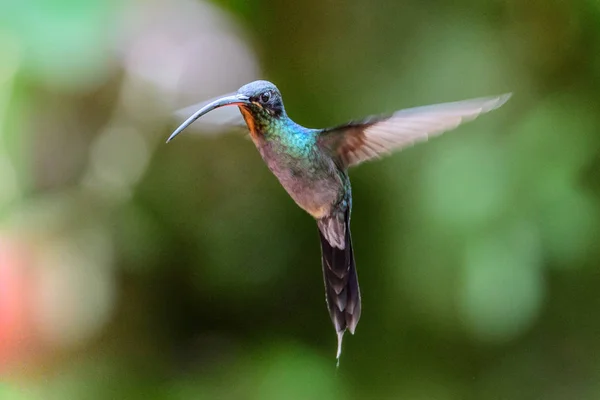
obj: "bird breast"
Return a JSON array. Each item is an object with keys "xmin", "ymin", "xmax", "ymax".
[{"xmin": 257, "ymin": 141, "xmax": 342, "ymax": 219}]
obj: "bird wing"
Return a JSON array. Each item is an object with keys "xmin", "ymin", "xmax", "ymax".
[{"xmin": 318, "ymin": 93, "xmax": 511, "ymax": 168}]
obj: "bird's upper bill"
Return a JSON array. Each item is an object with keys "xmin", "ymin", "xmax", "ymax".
[
  {"xmin": 166, "ymin": 80, "xmax": 284, "ymax": 143},
  {"xmin": 166, "ymin": 93, "xmax": 251, "ymax": 143}
]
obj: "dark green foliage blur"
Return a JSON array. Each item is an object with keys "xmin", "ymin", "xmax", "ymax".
[{"xmin": 1, "ymin": 0, "xmax": 600, "ymax": 399}]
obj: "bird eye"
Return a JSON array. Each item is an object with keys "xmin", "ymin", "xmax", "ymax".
[{"xmin": 260, "ymin": 91, "xmax": 272, "ymax": 104}]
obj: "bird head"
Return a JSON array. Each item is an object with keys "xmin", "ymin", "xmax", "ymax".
[
  {"xmin": 238, "ymin": 80, "xmax": 285, "ymax": 118},
  {"xmin": 166, "ymin": 80, "xmax": 285, "ymax": 143}
]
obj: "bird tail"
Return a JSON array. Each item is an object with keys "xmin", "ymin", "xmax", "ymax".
[{"xmin": 318, "ymin": 210, "xmax": 361, "ymax": 361}]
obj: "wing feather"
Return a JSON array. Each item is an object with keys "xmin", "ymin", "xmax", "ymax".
[{"xmin": 319, "ymin": 93, "xmax": 511, "ymax": 167}]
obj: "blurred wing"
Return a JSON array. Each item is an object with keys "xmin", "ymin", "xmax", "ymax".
[
  {"xmin": 174, "ymin": 93, "xmax": 247, "ymax": 134},
  {"xmin": 319, "ymin": 93, "xmax": 511, "ymax": 168}
]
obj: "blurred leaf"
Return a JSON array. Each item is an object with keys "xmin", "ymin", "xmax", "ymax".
[
  {"xmin": 459, "ymin": 221, "xmax": 544, "ymax": 342},
  {"xmin": 2, "ymin": 0, "xmax": 118, "ymax": 89},
  {"xmin": 253, "ymin": 343, "xmax": 345, "ymax": 400}
]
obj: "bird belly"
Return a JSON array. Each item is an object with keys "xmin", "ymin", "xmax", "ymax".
[
  {"xmin": 260, "ymin": 148, "xmax": 341, "ymax": 219},
  {"xmin": 283, "ymin": 177, "xmax": 340, "ymax": 219}
]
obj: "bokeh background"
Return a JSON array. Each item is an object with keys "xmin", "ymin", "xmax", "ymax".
[{"xmin": 2, "ymin": 0, "xmax": 600, "ymax": 398}]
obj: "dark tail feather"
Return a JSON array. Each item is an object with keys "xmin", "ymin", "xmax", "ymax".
[{"xmin": 318, "ymin": 212, "xmax": 361, "ymax": 360}]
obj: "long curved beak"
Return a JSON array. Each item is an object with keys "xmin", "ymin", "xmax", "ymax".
[{"xmin": 166, "ymin": 94, "xmax": 251, "ymax": 143}]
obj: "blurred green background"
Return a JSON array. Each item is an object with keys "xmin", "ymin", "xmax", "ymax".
[{"xmin": 1, "ymin": 0, "xmax": 600, "ymax": 399}]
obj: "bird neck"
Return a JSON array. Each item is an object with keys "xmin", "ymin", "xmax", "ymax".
[
  {"xmin": 270, "ymin": 118, "xmax": 318, "ymax": 158},
  {"xmin": 239, "ymin": 108, "xmax": 316, "ymax": 157},
  {"xmin": 240, "ymin": 108, "xmax": 296, "ymax": 137},
  {"xmin": 238, "ymin": 107, "xmax": 286, "ymax": 140}
]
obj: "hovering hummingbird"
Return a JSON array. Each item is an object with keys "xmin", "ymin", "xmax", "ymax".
[{"xmin": 167, "ymin": 80, "xmax": 511, "ymax": 362}]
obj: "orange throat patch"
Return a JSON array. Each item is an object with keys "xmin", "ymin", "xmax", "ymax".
[{"xmin": 239, "ymin": 106, "xmax": 260, "ymax": 143}]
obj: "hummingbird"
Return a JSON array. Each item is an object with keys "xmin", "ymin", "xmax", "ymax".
[{"xmin": 166, "ymin": 80, "xmax": 511, "ymax": 362}]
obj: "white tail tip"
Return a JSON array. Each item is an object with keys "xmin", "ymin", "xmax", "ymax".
[{"xmin": 336, "ymin": 331, "xmax": 344, "ymax": 361}]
